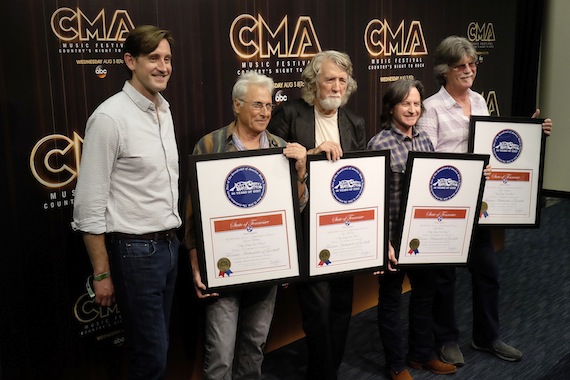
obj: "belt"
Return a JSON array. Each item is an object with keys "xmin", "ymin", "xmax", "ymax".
[{"xmin": 111, "ymin": 229, "xmax": 177, "ymax": 241}]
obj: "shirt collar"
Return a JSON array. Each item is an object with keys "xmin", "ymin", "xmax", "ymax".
[
  {"xmin": 439, "ymin": 86, "xmax": 477, "ymax": 110},
  {"xmin": 122, "ymin": 81, "xmax": 170, "ymax": 112},
  {"xmin": 388, "ymin": 122, "xmax": 419, "ymax": 142}
]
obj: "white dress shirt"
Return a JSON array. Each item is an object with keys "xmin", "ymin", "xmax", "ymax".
[{"xmin": 72, "ymin": 81, "xmax": 181, "ymax": 235}]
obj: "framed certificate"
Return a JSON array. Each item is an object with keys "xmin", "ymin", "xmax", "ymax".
[
  {"xmin": 397, "ymin": 152, "xmax": 489, "ymax": 266},
  {"xmin": 468, "ymin": 116, "xmax": 546, "ymax": 227},
  {"xmin": 307, "ymin": 150, "xmax": 389, "ymax": 278},
  {"xmin": 188, "ymin": 148, "xmax": 303, "ymax": 292}
]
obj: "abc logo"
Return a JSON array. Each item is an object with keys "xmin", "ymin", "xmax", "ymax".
[
  {"xmin": 95, "ymin": 65, "xmax": 108, "ymax": 79},
  {"xmin": 275, "ymin": 91, "xmax": 288, "ymax": 104}
]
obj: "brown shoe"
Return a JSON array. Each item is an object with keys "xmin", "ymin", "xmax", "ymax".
[
  {"xmin": 390, "ymin": 368, "xmax": 413, "ymax": 380},
  {"xmin": 409, "ymin": 359, "xmax": 457, "ymax": 375}
]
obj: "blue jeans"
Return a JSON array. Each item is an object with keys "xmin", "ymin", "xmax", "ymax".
[{"xmin": 108, "ymin": 234, "xmax": 179, "ymax": 380}]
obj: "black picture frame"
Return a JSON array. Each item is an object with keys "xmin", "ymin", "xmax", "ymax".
[
  {"xmin": 468, "ymin": 115, "xmax": 546, "ymax": 227},
  {"xmin": 396, "ymin": 151, "xmax": 489, "ymax": 266},
  {"xmin": 187, "ymin": 148, "xmax": 303, "ymax": 293},
  {"xmin": 306, "ymin": 150, "xmax": 390, "ymax": 278}
]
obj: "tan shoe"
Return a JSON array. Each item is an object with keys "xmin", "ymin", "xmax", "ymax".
[
  {"xmin": 409, "ymin": 359, "xmax": 457, "ymax": 374},
  {"xmin": 390, "ymin": 368, "xmax": 413, "ymax": 380}
]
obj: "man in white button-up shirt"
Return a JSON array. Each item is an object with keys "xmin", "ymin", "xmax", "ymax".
[{"xmin": 72, "ymin": 25, "xmax": 181, "ymax": 380}]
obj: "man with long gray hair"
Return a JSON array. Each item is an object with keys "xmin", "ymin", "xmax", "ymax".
[{"xmin": 268, "ymin": 50, "xmax": 366, "ymax": 380}]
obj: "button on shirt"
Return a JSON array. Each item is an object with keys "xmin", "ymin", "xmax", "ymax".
[
  {"xmin": 367, "ymin": 124, "xmax": 434, "ymax": 244},
  {"xmin": 417, "ymin": 86, "xmax": 489, "ymax": 153},
  {"xmin": 72, "ymin": 81, "xmax": 181, "ymax": 235}
]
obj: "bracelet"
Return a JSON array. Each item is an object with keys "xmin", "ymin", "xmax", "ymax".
[
  {"xmin": 93, "ymin": 271, "xmax": 110, "ymax": 281},
  {"xmin": 298, "ymin": 172, "xmax": 308, "ymax": 184}
]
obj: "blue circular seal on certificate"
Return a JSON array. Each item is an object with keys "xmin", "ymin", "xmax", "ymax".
[
  {"xmin": 331, "ymin": 165, "xmax": 364, "ymax": 204},
  {"xmin": 429, "ymin": 165, "xmax": 461, "ymax": 201},
  {"xmin": 492, "ymin": 129, "xmax": 522, "ymax": 163},
  {"xmin": 225, "ymin": 165, "xmax": 266, "ymax": 208}
]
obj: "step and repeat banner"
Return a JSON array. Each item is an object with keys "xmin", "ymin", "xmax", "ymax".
[{"xmin": 1, "ymin": 0, "xmax": 515, "ymax": 377}]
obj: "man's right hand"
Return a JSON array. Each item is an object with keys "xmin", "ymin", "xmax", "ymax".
[
  {"xmin": 93, "ymin": 277, "xmax": 115, "ymax": 306},
  {"xmin": 190, "ymin": 248, "xmax": 219, "ymax": 299},
  {"xmin": 309, "ymin": 141, "xmax": 343, "ymax": 161}
]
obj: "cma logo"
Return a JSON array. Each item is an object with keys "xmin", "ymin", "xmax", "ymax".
[
  {"xmin": 51, "ymin": 7, "xmax": 135, "ymax": 42},
  {"xmin": 481, "ymin": 91, "xmax": 500, "ymax": 116},
  {"xmin": 467, "ymin": 22, "xmax": 496, "ymax": 42},
  {"xmin": 74, "ymin": 292, "xmax": 120, "ymax": 323},
  {"xmin": 30, "ymin": 133, "xmax": 83, "ymax": 188},
  {"xmin": 365, "ymin": 19, "xmax": 428, "ymax": 57},
  {"xmin": 230, "ymin": 14, "xmax": 322, "ymax": 59}
]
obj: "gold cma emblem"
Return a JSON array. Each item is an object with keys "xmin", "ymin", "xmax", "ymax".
[
  {"xmin": 365, "ymin": 19, "xmax": 428, "ymax": 57},
  {"xmin": 51, "ymin": 7, "xmax": 135, "ymax": 42},
  {"xmin": 230, "ymin": 14, "xmax": 322, "ymax": 59},
  {"xmin": 74, "ymin": 292, "xmax": 120, "ymax": 324},
  {"xmin": 30, "ymin": 133, "xmax": 83, "ymax": 188},
  {"xmin": 467, "ymin": 22, "xmax": 496, "ymax": 42}
]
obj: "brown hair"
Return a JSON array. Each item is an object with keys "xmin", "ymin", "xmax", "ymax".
[{"xmin": 123, "ymin": 25, "xmax": 174, "ymax": 58}]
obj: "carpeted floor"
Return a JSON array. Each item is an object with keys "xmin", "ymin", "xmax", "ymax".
[{"xmin": 262, "ymin": 198, "xmax": 570, "ymax": 379}]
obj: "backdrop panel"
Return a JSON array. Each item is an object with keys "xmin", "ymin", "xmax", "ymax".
[{"xmin": 0, "ymin": 0, "xmax": 516, "ymax": 378}]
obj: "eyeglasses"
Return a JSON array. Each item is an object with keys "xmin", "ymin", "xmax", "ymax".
[
  {"xmin": 238, "ymin": 99, "xmax": 275, "ymax": 111},
  {"xmin": 450, "ymin": 56, "xmax": 482, "ymax": 72},
  {"xmin": 451, "ymin": 61, "xmax": 478, "ymax": 71}
]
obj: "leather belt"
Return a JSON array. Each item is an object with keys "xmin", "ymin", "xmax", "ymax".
[{"xmin": 111, "ymin": 229, "xmax": 177, "ymax": 241}]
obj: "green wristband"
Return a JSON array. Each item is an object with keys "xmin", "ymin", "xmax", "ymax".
[{"xmin": 93, "ymin": 271, "xmax": 110, "ymax": 281}]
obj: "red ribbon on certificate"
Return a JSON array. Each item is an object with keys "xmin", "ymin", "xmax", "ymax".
[
  {"xmin": 318, "ymin": 259, "xmax": 331, "ymax": 266},
  {"xmin": 219, "ymin": 269, "xmax": 233, "ymax": 277}
]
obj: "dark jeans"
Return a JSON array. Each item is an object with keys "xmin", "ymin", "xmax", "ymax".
[
  {"xmin": 378, "ymin": 268, "xmax": 436, "ymax": 372},
  {"xmin": 433, "ymin": 228, "xmax": 500, "ymax": 346},
  {"xmin": 108, "ymin": 234, "xmax": 179, "ymax": 380},
  {"xmin": 296, "ymin": 276, "xmax": 354, "ymax": 380}
]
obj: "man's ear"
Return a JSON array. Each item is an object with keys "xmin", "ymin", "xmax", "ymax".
[
  {"xmin": 124, "ymin": 53, "xmax": 135, "ymax": 71},
  {"xmin": 233, "ymin": 99, "xmax": 241, "ymax": 115}
]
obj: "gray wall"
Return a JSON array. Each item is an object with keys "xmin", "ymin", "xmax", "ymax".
[{"xmin": 540, "ymin": 0, "xmax": 570, "ymax": 193}]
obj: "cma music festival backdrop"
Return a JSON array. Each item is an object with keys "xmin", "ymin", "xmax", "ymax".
[{"xmin": 0, "ymin": 0, "xmax": 535, "ymax": 378}]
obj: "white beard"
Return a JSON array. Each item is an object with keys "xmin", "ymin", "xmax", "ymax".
[{"xmin": 319, "ymin": 96, "xmax": 342, "ymax": 111}]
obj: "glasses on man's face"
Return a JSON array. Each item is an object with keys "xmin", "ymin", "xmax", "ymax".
[
  {"xmin": 451, "ymin": 61, "xmax": 478, "ymax": 71},
  {"xmin": 451, "ymin": 56, "xmax": 482, "ymax": 72},
  {"xmin": 238, "ymin": 99, "xmax": 275, "ymax": 112}
]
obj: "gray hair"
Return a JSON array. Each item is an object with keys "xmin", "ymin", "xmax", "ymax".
[
  {"xmin": 301, "ymin": 50, "xmax": 357, "ymax": 106},
  {"xmin": 433, "ymin": 36, "xmax": 478, "ymax": 86},
  {"xmin": 232, "ymin": 72, "xmax": 274, "ymax": 115}
]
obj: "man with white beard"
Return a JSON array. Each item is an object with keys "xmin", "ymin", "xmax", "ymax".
[{"xmin": 268, "ymin": 50, "xmax": 366, "ymax": 380}]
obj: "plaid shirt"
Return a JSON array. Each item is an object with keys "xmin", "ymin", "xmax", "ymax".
[{"xmin": 367, "ymin": 124, "xmax": 434, "ymax": 246}]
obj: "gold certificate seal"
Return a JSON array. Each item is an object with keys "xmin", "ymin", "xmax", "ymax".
[
  {"xmin": 318, "ymin": 249, "xmax": 332, "ymax": 266},
  {"xmin": 408, "ymin": 238, "xmax": 420, "ymax": 254},
  {"xmin": 409, "ymin": 238, "xmax": 420, "ymax": 250},
  {"xmin": 319, "ymin": 249, "xmax": 331, "ymax": 262},
  {"xmin": 217, "ymin": 257, "xmax": 232, "ymax": 272},
  {"xmin": 481, "ymin": 201, "xmax": 488, "ymax": 213}
]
